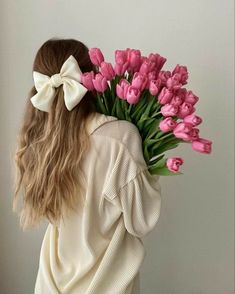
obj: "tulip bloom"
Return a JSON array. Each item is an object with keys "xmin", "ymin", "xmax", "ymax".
[
  {"xmin": 159, "ymin": 117, "xmax": 177, "ymax": 132},
  {"xmin": 173, "ymin": 122, "xmax": 194, "ymax": 141},
  {"xmin": 126, "ymin": 48, "xmax": 142, "ymax": 72},
  {"xmin": 172, "ymin": 64, "xmax": 188, "ymax": 85},
  {"xmin": 88, "ymin": 48, "xmax": 104, "ymax": 66},
  {"xmin": 192, "ymin": 138, "xmax": 212, "ymax": 154},
  {"xmin": 148, "ymin": 53, "xmax": 167, "ymax": 74},
  {"xmin": 158, "ymin": 87, "xmax": 173, "ymax": 104},
  {"xmin": 184, "ymin": 114, "xmax": 202, "ymax": 126},
  {"xmin": 177, "ymin": 102, "xmax": 195, "ymax": 119},
  {"xmin": 114, "ymin": 62, "xmax": 129, "ymax": 76},
  {"xmin": 170, "ymin": 95, "xmax": 183, "ymax": 106},
  {"xmin": 176, "ymin": 87, "xmax": 187, "ymax": 99},
  {"xmin": 158, "ymin": 70, "xmax": 172, "ymax": 85},
  {"xmin": 116, "ymin": 79, "xmax": 130, "ymax": 100},
  {"xmin": 189, "ymin": 128, "xmax": 200, "ymax": 141},
  {"xmin": 139, "ymin": 60, "xmax": 151, "ymax": 75},
  {"xmin": 184, "ymin": 90, "xmax": 199, "ymax": 105},
  {"xmin": 149, "ymin": 79, "xmax": 162, "ymax": 96},
  {"xmin": 131, "ymin": 72, "xmax": 148, "ymax": 91},
  {"xmin": 126, "ymin": 86, "xmax": 141, "ymax": 104},
  {"xmin": 115, "ymin": 50, "xmax": 128, "ymax": 65},
  {"xmin": 100, "ymin": 62, "xmax": 115, "ymax": 80},
  {"xmin": 92, "ymin": 73, "xmax": 108, "ymax": 93},
  {"xmin": 166, "ymin": 157, "xmax": 184, "ymax": 173},
  {"xmin": 166, "ymin": 73, "xmax": 182, "ymax": 90},
  {"xmin": 81, "ymin": 71, "xmax": 95, "ymax": 91},
  {"xmin": 161, "ymin": 103, "xmax": 178, "ymax": 117}
]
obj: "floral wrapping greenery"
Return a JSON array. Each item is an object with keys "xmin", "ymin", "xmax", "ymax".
[{"xmin": 81, "ymin": 48, "xmax": 212, "ymax": 176}]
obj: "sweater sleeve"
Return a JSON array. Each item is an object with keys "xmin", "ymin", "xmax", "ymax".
[
  {"xmin": 102, "ymin": 122, "xmax": 162, "ymax": 238},
  {"xmin": 118, "ymin": 168, "xmax": 161, "ymax": 238}
]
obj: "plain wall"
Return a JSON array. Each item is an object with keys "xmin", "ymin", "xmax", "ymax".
[{"xmin": 0, "ymin": 0, "xmax": 234, "ymax": 293}]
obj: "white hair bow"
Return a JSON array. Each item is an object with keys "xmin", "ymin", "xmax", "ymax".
[{"xmin": 30, "ymin": 55, "xmax": 88, "ymax": 112}]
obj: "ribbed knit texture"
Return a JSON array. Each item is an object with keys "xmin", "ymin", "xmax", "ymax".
[{"xmin": 34, "ymin": 112, "xmax": 161, "ymax": 294}]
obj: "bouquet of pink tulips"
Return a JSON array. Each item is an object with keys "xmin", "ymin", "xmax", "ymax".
[{"xmin": 81, "ymin": 47, "xmax": 212, "ymax": 176}]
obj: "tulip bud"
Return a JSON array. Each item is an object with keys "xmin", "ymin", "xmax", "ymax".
[
  {"xmin": 100, "ymin": 62, "xmax": 115, "ymax": 80},
  {"xmin": 192, "ymin": 138, "xmax": 212, "ymax": 154},
  {"xmin": 172, "ymin": 64, "xmax": 188, "ymax": 85},
  {"xmin": 126, "ymin": 86, "xmax": 141, "ymax": 104},
  {"xmin": 88, "ymin": 48, "xmax": 104, "ymax": 66},
  {"xmin": 149, "ymin": 79, "xmax": 161, "ymax": 96},
  {"xmin": 81, "ymin": 71, "xmax": 95, "ymax": 91},
  {"xmin": 92, "ymin": 73, "xmax": 108, "ymax": 92},
  {"xmin": 158, "ymin": 87, "xmax": 173, "ymax": 104},
  {"xmin": 159, "ymin": 117, "xmax": 177, "ymax": 132},
  {"xmin": 166, "ymin": 157, "xmax": 184, "ymax": 173},
  {"xmin": 160, "ymin": 103, "xmax": 178, "ymax": 117}
]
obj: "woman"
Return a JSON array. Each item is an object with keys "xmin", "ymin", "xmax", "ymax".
[{"xmin": 13, "ymin": 37, "xmax": 162, "ymax": 294}]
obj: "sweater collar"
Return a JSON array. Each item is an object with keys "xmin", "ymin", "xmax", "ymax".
[{"xmin": 86, "ymin": 112, "xmax": 118, "ymax": 135}]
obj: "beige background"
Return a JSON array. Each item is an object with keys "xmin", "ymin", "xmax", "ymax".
[{"xmin": 0, "ymin": 0, "xmax": 234, "ymax": 293}]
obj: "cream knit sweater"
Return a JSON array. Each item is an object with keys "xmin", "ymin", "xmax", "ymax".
[{"xmin": 34, "ymin": 112, "xmax": 161, "ymax": 294}]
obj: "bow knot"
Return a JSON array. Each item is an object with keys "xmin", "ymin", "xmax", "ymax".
[
  {"xmin": 50, "ymin": 73, "xmax": 63, "ymax": 88},
  {"xmin": 30, "ymin": 55, "xmax": 88, "ymax": 112}
]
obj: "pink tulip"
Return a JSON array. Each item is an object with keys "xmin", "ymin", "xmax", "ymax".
[
  {"xmin": 173, "ymin": 122, "xmax": 194, "ymax": 141},
  {"xmin": 131, "ymin": 72, "xmax": 148, "ymax": 91},
  {"xmin": 189, "ymin": 128, "xmax": 200, "ymax": 141},
  {"xmin": 183, "ymin": 114, "xmax": 202, "ymax": 126},
  {"xmin": 115, "ymin": 50, "xmax": 128, "ymax": 65},
  {"xmin": 149, "ymin": 79, "xmax": 161, "ymax": 96},
  {"xmin": 174, "ymin": 122, "xmax": 193, "ymax": 133},
  {"xmin": 158, "ymin": 87, "xmax": 173, "ymax": 104},
  {"xmin": 161, "ymin": 103, "xmax": 178, "ymax": 117},
  {"xmin": 177, "ymin": 102, "xmax": 196, "ymax": 119},
  {"xmin": 146, "ymin": 71, "xmax": 158, "ymax": 88},
  {"xmin": 114, "ymin": 62, "xmax": 129, "ymax": 76},
  {"xmin": 192, "ymin": 138, "xmax": 212, "ymax": 154},
  {"xmin": 126, "ymin": 86, "xmax": 141, "ymax": 104},
  {"xmin": 126, "ymin": 48, "xmax": 142, "ymax": 72},
  {"xmin": 116, "ymin": 79, "xmax": 130, "ymax": 100},
  {"xmin": 148, "ymin": 61, "xmax": 157, "ymax": 72},
  {"xmin": 100, "ymin": 62, "xmax": 115, "ymax": 80},
  {"xmin": 158, "ymin": 70, "xmax": 172, "ymax": 85},
  {"xmin": 159, "ymin": 117, "xmax": 177, "ymax": 132},
  {"xmin": 81, "ymin": 71, "xmax": 95, "ymax": 90},
  {"xmin": 172, "ymin": 64, "xmax": 188, "ymax": 85},
  {"xmin": 88, "ymin": 48, "xmax": 104, "ymax": 66},
  {"xmin": 184, "ymin": 90, "xmax": 199, "ymax": 105},
  {"xmin": 148, "ymin": 71, "xmax": 157, "ymax": 82},
  {"xmin": 139, "ymin": 60, "xmax": 151, "ymax": 75},
  {"xmin": 148, "ymin": 53, "xmax": 167, "ymax": 74},
  {"xmin": 170, "ymin": 95, "xmax": 183, "ymax": 106},
  {"xmin": 176, "ymin": 87, "xmax": 187, "ymax": 99},
  {"xmin": 166, "ymin": 73, "xmax": 182, "ymax": 90},
  {"xmin": 166, "ymin": 157, "xmax": 184, "ymax": 173},
  {"xmin": 92, "ymin": 73, "xmax": 108, "ymax": 93}
]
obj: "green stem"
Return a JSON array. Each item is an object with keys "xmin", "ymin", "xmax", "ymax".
[
  {"xmin": 153, "ymin": 132, "xmax": 174, "ymax": 142},
  {"xmin": 97, "ymin": 93, "xmax": 107, "ymax": 114},
  {"xmin": 103, "ymin": 93, "xmax": 110, "ymax": 114},
  {"xmin": 128, "ymin": 103, "xmax": 133, "ymax": 114},
  {"xmin": 152, "ymin": 110, "xmax": 162, "ymax": 117}
]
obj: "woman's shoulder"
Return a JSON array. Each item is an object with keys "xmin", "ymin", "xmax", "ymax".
[
  {"xmin": 92, "ymin": 114, "xmax": 141, "ymax": 145},
  {"xmin": 92, "ymin": 114, "xmax": 145, "ymax": 166}
]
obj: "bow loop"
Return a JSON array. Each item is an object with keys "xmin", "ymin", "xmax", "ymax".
[{"xmin": 30, "ymin": 55, "xmax": 88, "ymax": 112}]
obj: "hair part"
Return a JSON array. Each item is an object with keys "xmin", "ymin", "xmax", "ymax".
[{"xmin": 12, "ymin": 37, "xmax": 98, "ymax": 230}]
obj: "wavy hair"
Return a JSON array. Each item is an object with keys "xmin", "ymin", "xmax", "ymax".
[{"xmin": 12, "ymin": 37, "xmax": 98, "ymax": 230}]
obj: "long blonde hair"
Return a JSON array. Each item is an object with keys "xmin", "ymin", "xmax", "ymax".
[{"xmin": 12, "ymin": 38, "xmax": 97, "ymax": 230}]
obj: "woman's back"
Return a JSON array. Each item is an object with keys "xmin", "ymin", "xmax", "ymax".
[{"xmin": 34, "ymin": 112, "xmax": 161, "ymax": 294}]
